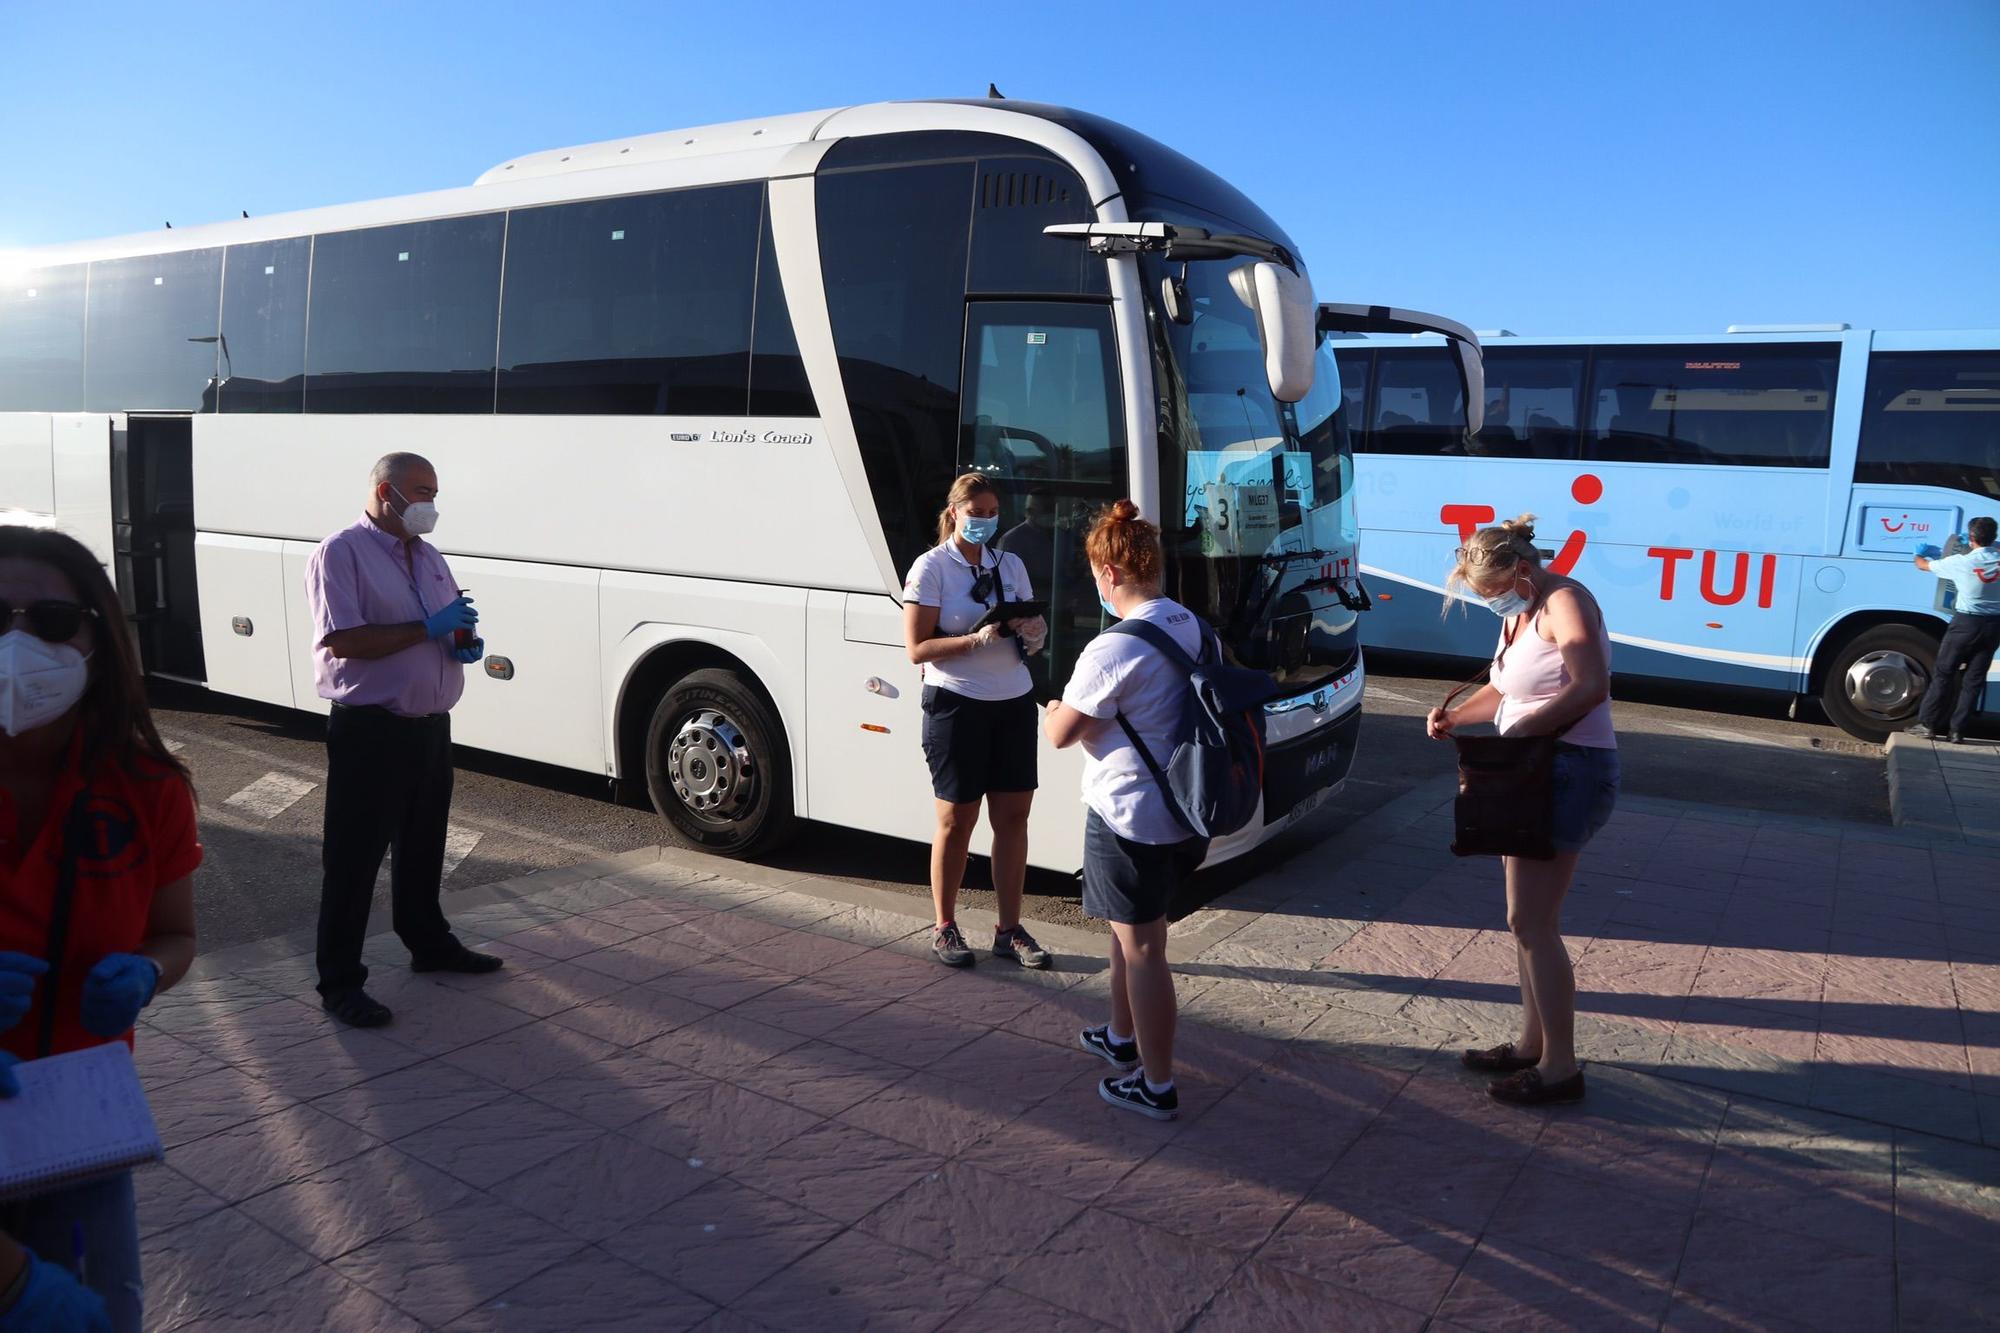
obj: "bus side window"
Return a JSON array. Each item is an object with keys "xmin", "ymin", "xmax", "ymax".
[
  {"xmin": 1856, "ymin": 351, "xmax": 2000, "ymax": 496},
  {"xmin": 1373, "ymin": 349, "xmax": 1465, "ymax": 455},
  {"xmin": 1582, "ymin": 343, "xmax": 1839, "ymax": 468},
  {"xmin": 86, "ymin": 249, "xmax": 224, "ymax": 414},
  {"xmin": 219, "ymin": 238, "xmax": 310, "ymax": 414},
  {"xmin": 0, "ymin": 264, "xmax": 87, "ymax": 412},
  {"xmin": 306, "ymin": 214, "xmax": 505, "ymax": 414}
]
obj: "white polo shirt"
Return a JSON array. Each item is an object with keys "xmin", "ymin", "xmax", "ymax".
[
  {"xmin": 903, "ymin": 542, "xmax": 1036, "ymax": 701},
  {"xmin": 1061, "ymin": 596, "xmax": 1205, "ymax": 844}
]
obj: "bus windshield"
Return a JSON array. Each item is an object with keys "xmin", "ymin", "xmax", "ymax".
[{"xmin": 1148, "ymin": 253, "xmax": 1351, "ymax": 695}]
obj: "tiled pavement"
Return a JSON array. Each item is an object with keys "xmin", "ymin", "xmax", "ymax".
[{"xmin": 132, "ymin": 780, "xmax": 2000, "ymax": 1331}]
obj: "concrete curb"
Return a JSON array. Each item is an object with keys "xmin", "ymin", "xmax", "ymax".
[{"xmin": 1885, "ymin": 731, "xmax": 2000, "ymax": 846}]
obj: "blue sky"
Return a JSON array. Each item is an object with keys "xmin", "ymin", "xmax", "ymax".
[{"xmin": 2, "ymin": 0, "xmax": 1994, "ymax": 335}]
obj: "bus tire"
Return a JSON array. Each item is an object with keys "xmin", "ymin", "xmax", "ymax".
[
  {"xmin": 644, "ymin": 667, "xmax": 796, "ymax": 859},
  {"xmin": 1818, "ymin": 624, "xmax": 1937, "ymax": 741}
]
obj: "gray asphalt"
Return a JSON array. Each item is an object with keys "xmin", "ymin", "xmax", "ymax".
[{"xmin": 153, "ymin": 663, "xmax": 1890, "ymax": 953}]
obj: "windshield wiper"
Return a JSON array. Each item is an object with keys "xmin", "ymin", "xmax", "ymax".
[{"xmin": 1043, "ymin": 222, "xmax": 1297, "ymax": 272}]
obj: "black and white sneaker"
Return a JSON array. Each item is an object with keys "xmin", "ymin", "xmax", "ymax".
[
  {"xmin": 1078, "ymin": 1025, "xmax": 1139, "ymax": 1071},
  {"xmin": 932, "ymin": 921, "xmax": 975, "ymax": 968},
  {"xmin": 1099, "ymin": 1071, "xmax": 1178, "ymax": 1121}
]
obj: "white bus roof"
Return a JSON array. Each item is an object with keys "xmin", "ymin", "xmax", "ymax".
[{"xmin": 0, "ymin": 100, "xmax": 1114, "ymax": 271}]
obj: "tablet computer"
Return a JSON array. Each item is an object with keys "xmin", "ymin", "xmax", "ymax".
[{"xmin": 971, "ymin": 599, "xmax": 1047, "ymax": 632}]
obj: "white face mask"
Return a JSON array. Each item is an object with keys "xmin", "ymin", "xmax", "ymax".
[
  {"xmin": 0, "ymin": 629, "xmax": 91, "ymax": 737},
  {"xmin": 391, "ymin": 485, "xmax": 439, "ymax": 536}
]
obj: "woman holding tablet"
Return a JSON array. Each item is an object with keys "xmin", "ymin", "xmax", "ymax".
[{"xmin": 903, "ymin": 473, "xmax": 1052, "ymax": 971}]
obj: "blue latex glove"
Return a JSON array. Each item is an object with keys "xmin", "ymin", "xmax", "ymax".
[
  {"xmin": 423, "ymin": 595, "xmax": 478, "ymax": 641},
  {"xmin": 453, "ymin": 636, "xmax": 485, "ymax": 666},
  {"xmin": 0, "ymin": 1248, "xmax": 111, "ymax": 1333},
  {"xmin": 78, "ymin": 954, "xmax": 160, "ymax": 1039},
  {"xmin": 0, "ymin": 953, "xmax": 47, "ymax": 1031},
  {"xmin": 0, "ymin": 1051, "xmax": 18, "ymax": 1098}
]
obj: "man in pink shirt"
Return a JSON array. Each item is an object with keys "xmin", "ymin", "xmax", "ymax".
[{"xmin": 306, "ymin": 453, "xmax": 500, "ymax": 1028}]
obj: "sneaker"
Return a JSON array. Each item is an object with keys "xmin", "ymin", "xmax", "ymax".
[
  {"xmin": 1099, "ymin": 1070, "xmax": 1178, "ymax": 1120},
  {"xmin": 1904, "ymin": 724, "xmax": 1936, "ymax": 739},
  {"xmin": 993, "ymin": 925, "xmax": 1052, "ymax": 969},
  {"xmin": 1947, "ymin": 732, "xmax": 1966, "ymax": 745},
  {"xmin": 932, "ymin": 921, "xmax": 975, "ymax": 968},
  {"xmin": 1078, "ymin": 1024, "xmax": 1139, "ymax": 1071}
]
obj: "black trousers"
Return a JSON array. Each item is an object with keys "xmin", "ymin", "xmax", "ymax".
[
  {"xmin": 1918, "ymin": 613, "xmax": 2000, "ymax": 736},
  {"xmin": 316, "ymin": 704, "xmax": 459, "ymax": 997}
]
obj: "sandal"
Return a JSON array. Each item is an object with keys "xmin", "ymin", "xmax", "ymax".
[
  {"xmin": 1487, "ymin": 1066, "xmax": 1586, "ymax": 1106},
  {"xmin": 1461, "ymin": 1042, "xmax": 1539, "ymax": 1074}
]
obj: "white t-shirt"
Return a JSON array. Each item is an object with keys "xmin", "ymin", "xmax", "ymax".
[
  {"xmin": 1061, "ymin": 596, "xmax": 1205, "ymax": 844},
  {"xmin": 903, "ymin": 542, "xmax": 1036, "ymax": 702}
]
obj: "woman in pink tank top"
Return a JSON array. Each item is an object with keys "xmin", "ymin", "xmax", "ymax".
[{"xmin": 1425, "ymin": 514, "xmax": 1619, "ymax": 1109}]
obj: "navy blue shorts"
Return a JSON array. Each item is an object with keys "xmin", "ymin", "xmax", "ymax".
[
  {"xmin": 1082, "ymin": 809, "xmax": 1207, "ymax": 926},
  {"xmin": 1551, "ymin": 744, "xmax": 1620, "ymax": 852},
  {"xmin": 921, "ymin": 686, "xmax": 1038, "ymax": 803}
]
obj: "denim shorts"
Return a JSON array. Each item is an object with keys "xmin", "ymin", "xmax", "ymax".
[{"xmin": 1551, "ymin": 744, "xmax": 1620, "ymax": 852}]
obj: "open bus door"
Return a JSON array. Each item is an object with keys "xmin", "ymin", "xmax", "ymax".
[{"xmin": 110, "ymin": 414, "xmax": 205, "ymax": 682}]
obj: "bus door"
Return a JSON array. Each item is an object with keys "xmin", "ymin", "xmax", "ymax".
[{"xmin": 111, "ymin": 414, "xmax": 205, "ymax": 682}]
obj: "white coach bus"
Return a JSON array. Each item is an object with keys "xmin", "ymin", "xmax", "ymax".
[{"xmin": 0, "ymin": 99, "xmax": 1478, "ymax": 870}]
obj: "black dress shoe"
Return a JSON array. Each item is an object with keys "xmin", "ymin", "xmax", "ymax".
[
  {"xmin": 322, "ymin": 989, "xmax": 393, "ymax": 1028},
  {"xmin": 411, "ymin": 944, "xmax": 504, "ymax": 975}
]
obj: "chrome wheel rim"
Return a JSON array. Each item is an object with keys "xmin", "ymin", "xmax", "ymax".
[
  {"xmin": 1844, "ymin": 649, "xmax": 1929, "ymax": 722},
  {"xmin": 667, "ymin": 708, "xmax": 756, "ymax": 823}
]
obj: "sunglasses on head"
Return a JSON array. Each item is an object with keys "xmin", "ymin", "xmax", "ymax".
[{"xmin": 2, "ymin": 601, "xmax": 98, "ymax": 643}]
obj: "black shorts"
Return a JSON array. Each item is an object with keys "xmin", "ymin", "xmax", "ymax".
[
  {"xmin": 921, "ymin": 686, "xmax": 1039, "ymax": 803},
  {"xmin": 1082, "ymin": 809, "xmax": 1207, "ymax": 926}
]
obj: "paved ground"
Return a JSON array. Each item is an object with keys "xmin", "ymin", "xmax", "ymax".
[
  {"xmin": 156, "ymin": 665, "xmax": 1891, "ymax": 949},
  {"xmin": 128, "ymin": 775, "xmax": 2000, "ymax": 1331}
]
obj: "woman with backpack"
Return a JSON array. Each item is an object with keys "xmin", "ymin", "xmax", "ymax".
[
  {"xmin": 1044, "ymin": 501, "xmax": 1209, "ymax": 1120},
  {"xmin": 903, "ymin": 473, "xmax": 1053, "ymax": 971},
  {"xmin": 1426, "ymin": 514, "xmax": 1617, "ymax": 1107}
]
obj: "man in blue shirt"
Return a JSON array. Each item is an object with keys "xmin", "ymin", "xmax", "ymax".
[{"xmin": 1909, "ymin": 515, "xmax": 2000, "ymax": 743}]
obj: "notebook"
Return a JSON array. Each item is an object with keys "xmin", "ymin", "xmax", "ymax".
[{"xmin": 0, "ymin": 1042, "xmax": 164, "ymax": 1202}]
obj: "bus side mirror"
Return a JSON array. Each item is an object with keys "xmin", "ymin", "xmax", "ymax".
[
  {"xmin": 1230, "ymin": 261, "xmax": 1317, "ymax": 404},
  {"xmin": 1318, "ymin": 303, "xmax": 1485, "ymax": 438}
]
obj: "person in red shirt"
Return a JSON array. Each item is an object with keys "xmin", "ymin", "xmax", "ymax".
[{"xmin": 0, "ymin": 526, "xmax": 199, "ymax": 1333}]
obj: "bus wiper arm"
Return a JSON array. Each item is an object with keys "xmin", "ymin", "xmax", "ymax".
[{"xmin": 1044, "ymin": 222, "xmax": 1297, "ymax": 273}]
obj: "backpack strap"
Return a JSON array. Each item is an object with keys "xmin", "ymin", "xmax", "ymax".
[
  {"xmin": 1104, "ymin": 618, "xmax": 1205, "ymax": 838},
  {"xmin": 1104, "ymin": 617, "xmax": 1203, "ymax": 674}
]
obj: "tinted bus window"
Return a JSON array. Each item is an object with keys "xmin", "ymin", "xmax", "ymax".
[
  {"xmin": 748, "ymin": 204, "xmax": 817, "ymax": 417},
  {"xmin": 1855, "ymin": 351, "xmax": 2000, "ymax": 497},
  {"xmin": 85, "ymin": 248, "xmax": 222, "ymax": 412},
  {"xmin": 818, "ymin": 160, "xmax": 975, "ymax": 576},
  {"xmin": 967, "ymin": 157, "xmax": 1107, "ymax": 296},
  {"xmin": 306, "ymin": 215, "xmax": 503, "ymax": 413},
  {"xmin": 0, "ymin": 266, "xmax": 87, "ymax": 412},
  {"xmin": 1474, "ymin": 349, "xmax": 1584, "ymax": 459},
  {"xmin": 1332, "ymin": 348, "xmax": 1371, "ymax": 449},
  {"xmin": 1372, "ymin": 348, "xmax": 1465, "ymax": 454},
  {"xmin": 1583, "ymin": 344, "xmax": 1837, "ymax": 467},
  {"xmin": 499, "ymin": 184, "xmax": 759, "ymax": 415},
  {"xmin": 218, "ymin": 238, "xmax": 309, "ymax": 413}
]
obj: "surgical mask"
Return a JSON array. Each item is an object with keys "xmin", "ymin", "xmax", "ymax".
[
  {"xmin": 391, "ymin": 485, "xmax": 439, "ymax": 536},
  {"xmin": 959, "ymin": 515, "xmax": 998, "ymax": 545},
  {"xmin": 1483, "ymin": 585, "xmax": 1532, "ymax": 618},
  {"xmin": 0, "ymin": 630, "xmax": 91, "ymax": 737},
  {"xmin": 1099, "ymin": 592, "xmax": 1118, "ymax": 619}
]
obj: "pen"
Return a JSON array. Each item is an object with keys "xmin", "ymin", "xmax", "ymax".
[{"xmin": 71, "ymin": 1221, "xmax": 86, "ymax": 1285}]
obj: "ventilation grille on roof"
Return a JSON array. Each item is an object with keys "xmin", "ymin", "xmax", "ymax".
[{"xmin": 980, "ymin": 171, "xmax": 1069, "ymax": 209}]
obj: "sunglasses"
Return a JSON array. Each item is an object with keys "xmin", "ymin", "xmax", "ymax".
[{"xmin": 2, "ymin": 600, "xmax": 99, "ymax": 643}]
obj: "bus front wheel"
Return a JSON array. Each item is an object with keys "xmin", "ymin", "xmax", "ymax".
[
  {"xmin": 645, "ymin": 668, "xmax": 796, "ymax": 859},
  {"xmin": 1819, "ymin": 625, "xmax": 1936, "ymax": 741}
]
